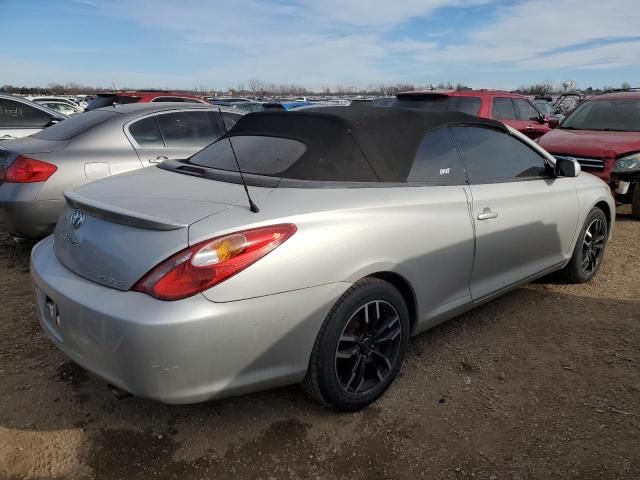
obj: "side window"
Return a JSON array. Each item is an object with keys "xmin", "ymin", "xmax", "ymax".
[
  {"xmin": 129, "ymin": 116, "xmax": 164, "ymax": 148},
  {"xmin": 449, "ymin": 96, "xmax": 481, "ymax": 115},
  {"xmin": 451, "ymin": 126, "xmax": 549, "ymax": 183},
  {"xmin": 491, "ymin": 98, "xmax": 517, "ymax": 120},
  {"xmin": 408, "ymin": 128, "xmax": 467, "ymax": 185},
  {"xmin": 179, "ymin": 98, "xmax": 203, "ymax": 104},
  {"xmin": 514, "ymin": 99, "xmax": 541, "ymax": 121},
  {"xmin": 156, "ymin": 111, "xmax": 221, "ymax": 148},
  {"xmin": 0, "ymin": 99, "xmax": 52, "ymax": 128}
]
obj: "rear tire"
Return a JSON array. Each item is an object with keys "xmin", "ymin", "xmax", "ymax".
[
  {"xmin": 632, "ymin": 183, "xmax": 640, "ymax": 219},
  {"xmin": 303, "ymin": 277, "xmax": 410, "ymax": 412},
  {"xmin": 561, "ymin": 207, "xmax": 608, "ymax": 283}
]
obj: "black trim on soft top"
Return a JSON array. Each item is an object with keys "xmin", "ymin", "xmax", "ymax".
[{"xmin": 159, "ymin": 160, "xmax": 412, "ymax": 189}]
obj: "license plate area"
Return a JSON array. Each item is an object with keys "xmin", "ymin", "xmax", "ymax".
[
  {"xmin": 45, "ymin": 297, "xmax": 61, "ymax": 327},
  {"xmin": 35, "ymin": 285, "xmax": 63, "ymax": 342}
]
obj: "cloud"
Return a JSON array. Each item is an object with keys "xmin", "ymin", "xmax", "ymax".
[
  {"xmin": 301, "ymin": 0, "xmax": 491, "ymax": 26},
  {"xmin": 422, "ymin": 0, "xmax": 640, "ymax": 70},
  {"xmin": 11, "ymin": 0, "xmax": 640, "ymax": 88}
]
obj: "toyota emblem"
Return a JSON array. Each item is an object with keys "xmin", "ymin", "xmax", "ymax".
[{"xmin": 70, "ymin": 209, "xmax": 85, "ymax": 229}]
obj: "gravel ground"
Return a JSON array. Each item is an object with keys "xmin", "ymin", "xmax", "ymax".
[{"xmin": 0, "ymin": 207, "xmax": 638, "ymax": 480}]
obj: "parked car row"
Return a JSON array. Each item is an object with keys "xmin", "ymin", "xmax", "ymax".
[
  {"xmin": 0, "ymin": 85, "xmax": 630, "ymax": 411},
  {"xmin": 3, "ymin": 86, "xmax": 638, "ymax": 224}
]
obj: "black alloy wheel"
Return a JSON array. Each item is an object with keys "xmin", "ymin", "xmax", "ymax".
[
  {"xmin": 334, "ymin": 300, "xmax": 402, "ymax": 396},
  {"xmin": 303, "ymin": 278, "xmax": 410, "ymax": 411},
  {"xmin": 562, "ymin": 207, "xmax": 608, "ymax": 283},
  {"xmin": 581, "ymin": 217, "xmax": 606, "ymax": 275}
]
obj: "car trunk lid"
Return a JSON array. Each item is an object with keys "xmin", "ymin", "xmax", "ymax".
[
  {"xmin": 54, "ymin": 166, "xmax": 273, "ymax": 290},
  {"xmin": 0, "ymin": 138, "xmax": 69, "ymax": 157}
]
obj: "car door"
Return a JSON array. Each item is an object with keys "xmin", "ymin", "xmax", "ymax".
[
  {"xmin": 404, "ymin": 128, "xmax": 476, "ymax": 323},
  {"xmin": 490, "ymin": 97, "xmax": 524, "ymax": 132},
  {"xmin": 514, "ymin": 98, "xmax": 550, "ymax": 139},
  {"xmin": 450, "ymin": 126, "xmax": 579, "ymax": 301},
  {"xmin": 0, "ymin": 97, "xmax": 58, "ymax": 140},
  {"xmin": 127, "ymin": 110, "xmax": 224, "ymax": 166}
]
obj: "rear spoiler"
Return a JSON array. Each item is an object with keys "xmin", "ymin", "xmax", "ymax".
[{"xmin": 64, "ymin": 191, "xmax": 186, "ymax": 231}]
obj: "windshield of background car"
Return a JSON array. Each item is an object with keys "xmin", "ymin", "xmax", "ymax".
[
  {"xmin": 189, "ymin": 136, "xmax": 307, "ymax": 175},
  {"xmin": 32, "ymin": 111, "xmax": 117, "ymax": 140},
  {"xmin": 534, "ymin": 102, "xmax": 553, "ymax": 115},
  {"xmin": 561, "ymin": 99, "xmax": 640, "ymax": 131},
  {"xmin": 391, "ymin": 95, "xmax": 481, "ymax": 115}
]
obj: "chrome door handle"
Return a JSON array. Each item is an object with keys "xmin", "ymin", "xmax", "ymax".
[
  {"xmin": 149, "ymin": 155, "xmax": 168, "ymax": 163},
  {"xmin": 477, "ymin": 208, "xmax": 498, "ymax": 220}
]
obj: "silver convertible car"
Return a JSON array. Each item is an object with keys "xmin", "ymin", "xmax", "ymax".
[
  {"xmin": 0, "ymin": 103, "xmax": 243, "ymax": 240},
  {"xmin": 31, "ymin": 107, "xmax": 614, "ymax": 411}
]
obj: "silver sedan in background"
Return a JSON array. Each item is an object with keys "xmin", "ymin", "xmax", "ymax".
[
  {"xmin": 0, "ymin": 93, "xmax": 67, "ymax": 141},
  {"xmin": 0, "ymin": 103, "xmax": 243, "ymax": 239},
  {"xmin": 31, "ymin": 107, "xmax": 614, "ymax": 411}
]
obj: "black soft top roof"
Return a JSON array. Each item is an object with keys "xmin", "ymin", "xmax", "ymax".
[{"xmin": 224, "ymin": 106, "xmax": 508, "ymax": 182}]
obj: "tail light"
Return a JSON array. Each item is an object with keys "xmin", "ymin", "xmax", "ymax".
[
  {"xmin": 132, "ymin": 224, "xmax": 297, "ymax": 301},
  {"xmin": 1, "ymin": 155, "xmax": 57, "ymax": 183}
]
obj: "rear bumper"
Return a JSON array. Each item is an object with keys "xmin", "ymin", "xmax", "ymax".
[
  {"xmin": 31, "ymin": 237, "xmax": 349, "ymax": 404},
  {"xmin": 0, "ymin": 183, "xmax": 63, "ymax": 238}
]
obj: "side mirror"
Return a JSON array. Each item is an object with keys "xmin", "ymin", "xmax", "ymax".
[
  {"xmin": 548, "ymin": 117, "xmax": 560, "ymax": 129},
  {"xmin": 555, "ymin": 158, "xmax": 580, "ymax": 177}
]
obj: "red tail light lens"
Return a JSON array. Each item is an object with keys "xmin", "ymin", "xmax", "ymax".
[
  {"xmin": 2, "ymin": 155, "xmax": 57, "ymax": 183},
  {"xmin": 132, "ymin": 224, "xmax": 297, "ymax": 301}
]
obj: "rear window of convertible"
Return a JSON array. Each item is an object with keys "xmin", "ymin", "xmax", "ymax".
[{"xmin": 189, "ymin": 136, "xmax": 307, "ymax": 175}]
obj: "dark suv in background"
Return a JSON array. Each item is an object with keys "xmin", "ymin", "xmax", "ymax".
[
  {"xmin": 538, "ymin": 90, "xmax": 640, "ymax": 218},
  {"xmin": 392, "ymin": 89, "xmax": 552, "ymax": 139}
]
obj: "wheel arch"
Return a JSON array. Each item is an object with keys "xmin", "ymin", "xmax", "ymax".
[
  {"xmin": 367, "ymin": 271, "xmax": 419, "ymax": 334},
  {"xmin": 593, "ymin": 200, "xmax": 613, "ymax": 233}
]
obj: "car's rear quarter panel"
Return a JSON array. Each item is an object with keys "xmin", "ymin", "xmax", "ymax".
[{"xmin": 190, "ymin": 185, "xmax": 476, "ymax": 332}]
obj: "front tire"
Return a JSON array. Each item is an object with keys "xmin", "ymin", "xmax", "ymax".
[
  {"xmin": 632, "ymin": 183, "xmax": 640, "ymax": 219},
  {"xmin": 562, "ymin": 207, "xmax": 608, "ymax": 283},
  {"xmin": 303, "ymin": 278, "xmax": 410, "ymax": 412}
]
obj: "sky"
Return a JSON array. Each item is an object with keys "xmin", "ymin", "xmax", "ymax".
[{"xmin": 2, "ymin": 0, "xmax": 640, "ymax": 91}]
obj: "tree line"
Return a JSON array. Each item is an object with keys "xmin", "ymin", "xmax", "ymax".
[
  {"xmin": 1, "ymin": 80, "xmax": 634, "ymax": 97},
  {"xmin": 1, "ymin": 80, "xmax": 471, "ymax": 97}
]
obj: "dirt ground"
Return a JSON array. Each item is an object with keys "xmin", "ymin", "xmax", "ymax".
[{"xmin": 0, "ymin": 208, "xmax": 638, "ymax": 480}]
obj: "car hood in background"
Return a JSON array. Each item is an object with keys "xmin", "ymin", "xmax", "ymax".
[{"xmin": 538, "ymin": 129, "xmax": 640, "ymax": 158}]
